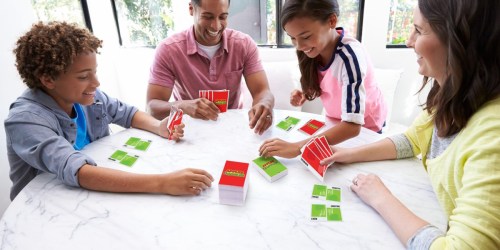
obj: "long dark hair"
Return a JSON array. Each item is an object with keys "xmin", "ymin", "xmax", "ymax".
[
  {"xmin": 417, "ymin": 0, "xmax": 500, "ymax": 137},
  {"xmin": 280, "ymin": 0, "xmax": 340, "ymax": 100}
]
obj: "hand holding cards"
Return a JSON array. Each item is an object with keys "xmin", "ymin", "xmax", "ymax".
[
  {"xmin": 300, "ymin": 136, "xmax": 334, "ymax": 181},
  {"xmin": 167, "ymin": 106, "xmax": 183, "ymax": 140},
  {"xmin": 199, "ymin": 89, "xmax": 229, "ymax": 112}
]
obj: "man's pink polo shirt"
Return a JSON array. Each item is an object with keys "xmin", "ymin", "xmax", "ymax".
[{"xmin": 149, "ymin": 26, "xmax": 264, "ymax": 109}]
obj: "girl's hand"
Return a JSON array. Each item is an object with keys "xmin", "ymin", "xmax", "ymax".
[
  {"xmin": 290, "ymin": 89, "xmax": 306, "ymax": 107},
  {"xmin": 259, "ymin": 138, "xmax": 302, "ymax": 158}
]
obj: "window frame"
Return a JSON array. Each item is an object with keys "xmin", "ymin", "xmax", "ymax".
[
  {"xmin": 83, "ymin": 0, "xmax": 365, "ymax": 48},
  {"xmin": 275, "ymin": 0, "xmax": 365, "ymax": 48}
]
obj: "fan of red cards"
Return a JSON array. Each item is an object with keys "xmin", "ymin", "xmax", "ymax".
[
  {"xmin": 300, "ymin": 135, "xmax": 334, "ymax": 181},
  {"xmin": 199, "ymin": 89, "xmax": 230, "ymax": 112},
  {"xmin": 166, "ymin": 105, "xmax": 183, "ymax": 140}
]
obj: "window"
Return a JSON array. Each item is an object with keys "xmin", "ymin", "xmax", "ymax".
[
  {"xmin": 113, "ymin": 0, "xmax": 174, "ymax": 47},
  {"xmin": 28, "ymin": 0, "xmax": 366, "ymax": 48},
  {"xmin": 386, "ymin": 0, "xmax": 417, "ymax": 48},
  {"xmin": 112, "ymin": 0, "xmax": 365, "ymax": 48},
  {"xmin": 231, "ymin": 0, "xmax": 364, "ymax": 47},
  {"xmin": 30, "ymin": 0, "xmax": 87, "ymax": 28}
]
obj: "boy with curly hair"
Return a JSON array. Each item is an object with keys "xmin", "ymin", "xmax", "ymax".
[{"xmin": 5, "ymin": 21, "xmax": 213, "ymax": 200}]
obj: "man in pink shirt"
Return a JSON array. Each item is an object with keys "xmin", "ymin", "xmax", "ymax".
[{"xmin": 147, "ymin": 0, "xmax": 275, "ymax": 135}]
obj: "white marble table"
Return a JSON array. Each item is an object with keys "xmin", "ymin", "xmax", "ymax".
[{"xmin": 0, "ymin": 109, "xmax": 447, "ymax": 250}]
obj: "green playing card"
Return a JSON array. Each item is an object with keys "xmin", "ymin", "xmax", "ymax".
[
  {"xmin": 109, "ymin": 150, "xmax": 139, "ymax": 167},
  {"xmin": 124, "ymin": 137, "xmax": 152, "ymax": 151},
  {"xmin": 125, "ymin": 137, "xmax": 141, "ymax": 146},
  {"xmin": 311, "ymin": 204, "xmax": 326, "ymax": 219},
  {"xmin": 312, "ymin": 184, "xmax": 327, "ymax": 198},
  {"xmin": 109, "ymin": 150, "xmax": 127, "ymax": 161},
  {"xmin": 326, "ymin": 187, "xmax": 341, "ymax": 202},
  {"xmin": 252, "ymin": 156, "xmax": 288, "ymax": 182},
  {"xmin": 276, "ymin": 116, "xmax": 300, "ymax": 131},
  {"xmin": 119, "ymin": 155, "xmax": 139, "ymax": 167},
  {"xmin": 135, "ymin": 140, "xmax": 151, "ymax": 151},
  {"xmin": 326, "ymin": 206, "xmax": 342, "ymax": 221}
]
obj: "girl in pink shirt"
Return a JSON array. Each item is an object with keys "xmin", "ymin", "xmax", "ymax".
[{"xmin": 259, "ymin": 0, "xmax": 387, "ymax": 158}]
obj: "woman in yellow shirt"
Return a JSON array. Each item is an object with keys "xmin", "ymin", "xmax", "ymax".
[{"xmin": 321, "ymin": 0, "xmax": 500, "ymax": 249}]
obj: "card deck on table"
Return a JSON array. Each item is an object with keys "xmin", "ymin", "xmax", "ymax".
[
  {"xmin": 166, "ymin": 106, "xmax": 184, "ymax": 140},
  {"xmin": 123, "ymin": 137, "xmax": 152, "ymax": 151},
  {"xmin": 218, "ymin": 160, "xmax": 249, "ymax": 206},
  {"xmin": 252, "ymin": 156, "xmax": 288, "ymax": 182},
  {"xmin": 300, "ymin": 136, "xmax": 334, "ymax": 181},
  {"xmin": 310, "ymin": 204, "xmax": 342, "ymax": 221},
  {"xmin": 108, "ymin": 150, "xmax": 139, "ymax": 167},
  {"xmin": 298, "ymin": 119, "xmax": 325, "ymax": 136},
  {"xmin": 312, "ymin": 184, "xmax": 341, "ymax": 202},
  {"xmin": 276, "ymin": 116, "xmax": 301, "ymax": 131},
  {"xmin": 199, "ymin": 89, "xmax": 230, "ymax": 112}
]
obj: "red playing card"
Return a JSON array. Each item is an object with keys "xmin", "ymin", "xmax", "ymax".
[
  {"xmin": 316, "ymin": 136, "xmax": 333, "ymax": 157},
  {"xmin": 219, "ymin": 160, "xmax": 249, "ymax": 188},
  {"xmin": 301, "ymin": 144, "xmax": 327, "ymax": 180},
  {"xmin": 298, "ymin": 119, "xmax": 325, "ymax": 135},
  {"xmin": 309, "ymin": 139, "xmax": 327, "ymax": 160},
  {"xmin": 167, "ymin": 107, "xmax": 183, "ymax": 140},
  {"xmin": 212, "ymin": 90, "xmax": 229, "ymax": 112}
]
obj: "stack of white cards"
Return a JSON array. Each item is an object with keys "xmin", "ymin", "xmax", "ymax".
[{"xmin": 218, "ymin": 160, "xmax": 249, "ymax": 206}]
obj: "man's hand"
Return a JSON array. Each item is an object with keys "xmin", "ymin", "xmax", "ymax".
[
  {"xmin": 180, "ymin": 98, "xmax": 220, "ymax": 121},
  {"xmin": 248, "ymin": 103, "xmax": 273, "ymax": 135}
]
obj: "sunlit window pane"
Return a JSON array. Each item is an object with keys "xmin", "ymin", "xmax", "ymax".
[
  {"xmin": 115, "ymin": 0, "xmax": 174, "ymax": 47},
  {"xmin": 31, "ymin": 0, "xmax": 85, "ymax": 26},
  {"xmin": 386, "ymin": 0, "xmax": 417, "ymax": 46}
]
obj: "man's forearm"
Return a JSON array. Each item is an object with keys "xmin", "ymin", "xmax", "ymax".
[
  {"xmin": 252, "ymin": 90, "xmax": 274, "ymax": 108},
  {"xmin": 147, "ymin": 99, "xmax": 174, "ymax": 120}
]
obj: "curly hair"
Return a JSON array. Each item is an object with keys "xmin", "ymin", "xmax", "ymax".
[
  {"xmin": 417, "ymin": 0, "xmax": 500, "ymax": 137},
  {"xmin": 13, "ymin": 21, "xmax": 102, "ymax": 89}
]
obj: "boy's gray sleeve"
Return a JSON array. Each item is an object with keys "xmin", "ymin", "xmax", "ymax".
[
  {"xmin": 98, "ymin": 90, "xmax": 138, "ymax": 128},
  {"xmin": 5, "ymin": 111, "xmax": 96, "ymax": 187}
]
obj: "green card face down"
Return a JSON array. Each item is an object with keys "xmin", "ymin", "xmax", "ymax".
[
  {"xmin": 312, "ymin": 184, "xmax": 327, "ymax": 198},
  {"xmin": 311, "ymin": 204, "xmax": 327, "ymax": 219},
  {"xmin": 311, "ymin": 204, "xmax": 342, "ymax": 221},
  {"xmin": 109, "ymin": 150, "xmax": 128, "ymax": 161},
  {"xmin": 119, "ymin": 155, "xmax": 139, "ymax": 167},
  {"xmin": 326, "ymin": 205, "xmax": 342, "ymax": 221},
  {"xmin": 276, "ymin": 116, "xmax": 300, "ymax": 131},
  {"xmin": 125, "ymin": 137, "xmax": 141, "ymax": 146},
  {"xmin": 124, "ymin": 137, "xmax": 152, "ymax": 151},
  {"xmin": 109, "ymin": 150, "xmax": 139, "ymax": 167},
  {"xmin": 326, "ymin": 187, "xmax": 341, "ymax": 202}
]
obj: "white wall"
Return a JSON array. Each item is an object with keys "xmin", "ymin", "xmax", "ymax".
[
  {"xmin": 0, "ymin": 0, "xmax": 36, "ymax": 217},
  {"xmin": 361, "ymin": 0, "xmax": 427, "ymax": 126}
]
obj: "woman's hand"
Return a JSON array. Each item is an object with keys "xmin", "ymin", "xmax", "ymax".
[
  {"xmin": 350, "ymin": 174, "xmax": 394, "ymax": 210},
  {"xmin": 320, "ymin": 146, "xmax": 356, "ymax": 165}
]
